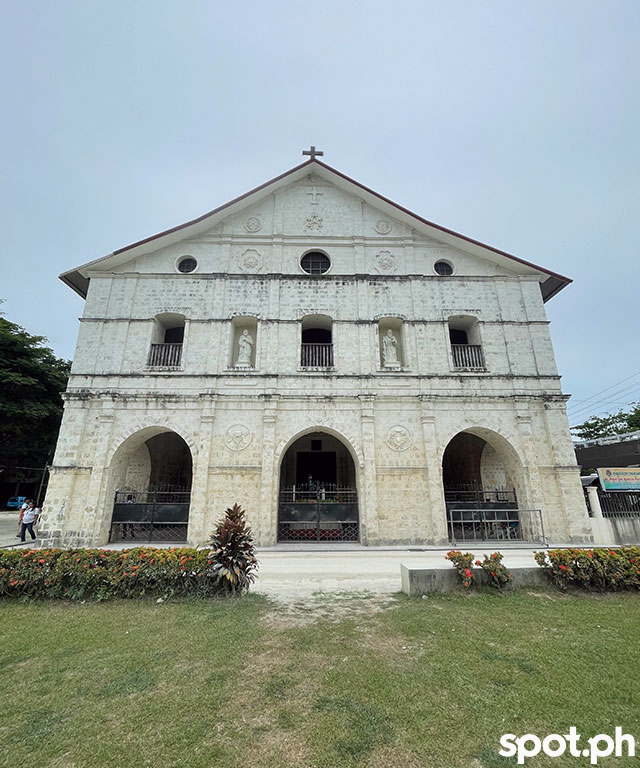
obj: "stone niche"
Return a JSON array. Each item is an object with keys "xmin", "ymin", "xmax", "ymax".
[
  {"xmin": 228, "ymin": 316, "xmax": 258, "ymax": 369},
  {"xmin": 378, "ymin": 317, "xmax": 404, "ymax": 369}
]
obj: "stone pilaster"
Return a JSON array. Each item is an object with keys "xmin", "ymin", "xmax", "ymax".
[
  {"xmin": 259, "ymin": 396, "xmax": 280, "ymax": 546},
  {"xmin": 359, "ymin": 394, "xmax": 379, "ymax": 544},
  {"xmin": 188, "ymin": 396, "xmax": 217, "ymax": 545},
  {"xmin": 419, "ymin": 403, "xmax": 449, "ymax": 544}
]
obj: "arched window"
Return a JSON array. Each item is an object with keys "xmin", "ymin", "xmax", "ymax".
[
  {"xmin": 300, "ymin": 315, "xmax": 334, "ymax": 368},
  {"xmin": 147, "ymin": 314, "xmax": 185, "ymax": 368},
  {"xmin": 447, "ymin": 315, "xmax": 485, "ymax": 370}
]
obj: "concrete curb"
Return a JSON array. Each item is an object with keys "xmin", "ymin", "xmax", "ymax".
[{"xmin": 401, "ymin": 564, "xmax": 550, "ymax": 595}]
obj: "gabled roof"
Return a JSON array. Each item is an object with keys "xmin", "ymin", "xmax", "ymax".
[{"xmin": 60, "ymin": 158, "xmax": 572, "ymax": 301}]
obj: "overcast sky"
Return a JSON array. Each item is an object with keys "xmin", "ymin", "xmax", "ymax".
[{"xmin": 1, "ymin": 0, "xmax": 638, "ymax": 426}]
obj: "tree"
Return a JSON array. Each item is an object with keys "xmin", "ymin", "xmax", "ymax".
[
  {"xmin": 571, "ymin": 404, "xmax": 640, "ymax": 441},
  {"xmin": 0, "ymin": 312, "xmax": 70, "ymax": 481}
]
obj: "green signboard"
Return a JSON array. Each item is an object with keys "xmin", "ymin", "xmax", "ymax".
[{"xmin": 597, "ymin": 467, "xmax": 640, "ymax": 491}]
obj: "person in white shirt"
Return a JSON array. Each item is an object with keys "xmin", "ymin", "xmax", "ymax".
[
  {"xmin": 16, "ymin": 498, "xmax": 32, "ymax": 538},
  {"xmin": 20, "ymin": 501, "xmax": 39, "ymax": 542}
]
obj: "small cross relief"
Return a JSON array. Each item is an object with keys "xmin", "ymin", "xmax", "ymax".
[{"xmin": 306, "ymin": 186, "xmax": 323, "ymax": 206}]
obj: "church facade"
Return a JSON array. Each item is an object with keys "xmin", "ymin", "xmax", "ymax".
[{"xmin": 40, "ymin": 154, "xmax": 592, "ymax": 548}]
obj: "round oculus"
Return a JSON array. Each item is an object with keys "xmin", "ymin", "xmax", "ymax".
[
  {"xmin": 177, "ymin": 257, "xmax": 197, "ymax": 273},
  {"xmin": 300, "ymin": 251, "xmax": 331, "ymax": 275},
  {"xmin": 434, "ymin": 260, "xmax": 453, "ymax": 276}
]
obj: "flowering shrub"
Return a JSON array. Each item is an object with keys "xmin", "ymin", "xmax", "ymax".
[
  {"xmin": 475, "ymin": 552, "xmax": 512, "ymax": 590},
  {"xmin": 534, "ymin": 547, "xmax": 640, "ymax": 591},
  {"xmin": 0, "ymin": 546, "xmax": 241, "ymax": 601},
  {"xmin": 445, "ymin": 550, "xmax": 475, "ymax": 588},
  {"xmin": 208, "ymin": 503, "xmax": 258, "ymax": 594}
]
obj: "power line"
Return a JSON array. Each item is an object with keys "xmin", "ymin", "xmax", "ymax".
[
  {"xmin": 568, "ymin": 384, "xmax": 640, "ymax": 423},
  {"xmin": 569, "ymin": 382, "xmax": 640, "ymax": 417},
  {"xmin": 567, "ymin": 370, "xmax": 640, "ymax": 413}
]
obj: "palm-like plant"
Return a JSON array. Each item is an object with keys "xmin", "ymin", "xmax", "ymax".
[{"xmin": 208, "ymin": 503, "xmax": 258, "ymax": 593}]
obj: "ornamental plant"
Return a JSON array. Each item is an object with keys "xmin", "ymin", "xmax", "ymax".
[
  {"xmin": 0, "ymin": 547, "xmax": 227, "ymax": 600},
  {"xmin": 535, "ymin": 547, "xmax": 640, "ymax": 592},
  {"xmin": 207, "ymin": 503, "xmax": 258, "ymax": 594},
  {"xmin": 475, "ymin": 552, "xmax": 512, "ymax": 590},
  {"xmin": 445, "ymin": 550, "xmax": 475, "ymax": 589}
]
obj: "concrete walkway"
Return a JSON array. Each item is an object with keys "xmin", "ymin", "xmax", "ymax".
[
  {"xmin": 0, "ymin": 510, "xmax": 28, "ymax": 548},
  {"xmin": 252, "ymin": 547, "xmax": 541, "ymax": 599}
]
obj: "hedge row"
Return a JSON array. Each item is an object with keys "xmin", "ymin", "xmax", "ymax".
[
  {"xmin": 535, "ymin": 547, "xmax": 640, "ymax": 591},
  {"xmin": 0, "ymin": 547, "xmax": 231, "ymax": 600}
]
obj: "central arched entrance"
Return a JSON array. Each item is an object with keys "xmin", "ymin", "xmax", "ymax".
[
  {"xmin": 108, "ymin": 428, "xmax": 193, "ymax": 543},
  {"xmin": 277, "ymin": 431, "xmax": 359, "ymax": 542}
]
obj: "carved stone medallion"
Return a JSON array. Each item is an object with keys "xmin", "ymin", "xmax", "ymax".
[
  {"xmin": 386, "ymin": 425, "xmax": 412, "ymax": 452},
  {"xmin": 305, "ymin": 213, "xmax": 324, "ymax": 231},
  {"xmin": 375, "ymin": 219, "xmax": 392, "ymax": 234},
  {"xmin": 224, "ymin": 424, "xmax": 252, "ymax": 451},
  {"xmin": 375, "ymin": 250, "xmax": 396, "ymax": 274},
  {"xmin": 238, "ymin": 248, "xmax": 262, "ymax": 272},
  {"xmin": 244, "ymin": 216, "xmax": 262, "ymax": 232}
]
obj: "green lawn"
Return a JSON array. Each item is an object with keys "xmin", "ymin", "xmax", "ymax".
[{"xmin": 1, "ymin": 591, "xmax": 639, "ymax": 768}]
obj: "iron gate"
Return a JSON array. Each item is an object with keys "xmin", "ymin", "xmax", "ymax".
[
  {"xmin": 278, "ymin": 484, "xmax": 359, "ymax": 542},
  {"xmin": 109, "ymin": 489, "xmax": 190, "ymax": 543},
  {"xmin": 445, "ymin": 486, "xmax": 522, "ymax": 543}
]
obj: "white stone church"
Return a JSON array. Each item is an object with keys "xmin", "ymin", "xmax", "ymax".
[{"xmin": 40, "ymin": 150, "xmax": 593, "ymax": 548}]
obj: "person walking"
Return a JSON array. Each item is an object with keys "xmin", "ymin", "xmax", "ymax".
[
  {"xmin": 20, "ymin": 500, "xmax": 39, "ymax": 543},
  {"xmin": 16, "ymin": 498, "xmax": 31, "ymax": 538}
]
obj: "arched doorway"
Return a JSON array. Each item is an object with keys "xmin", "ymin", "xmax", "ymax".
[
  {"xmin": 108, "ymin": 428, "xmax": 192, "ymax": 543},
  {"xmin": 442, "ymin": 429, "xmax": 527, "ymax": 543},
  {"xmin": 277, "ymin": 431, "xmax": 359, "ymax": 542}
]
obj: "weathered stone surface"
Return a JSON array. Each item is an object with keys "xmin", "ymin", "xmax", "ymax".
[{"xmin": 40, "ymin": 163, "xmax": 592, "ymax": 550}]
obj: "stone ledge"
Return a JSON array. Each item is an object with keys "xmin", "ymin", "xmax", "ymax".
[{"xmin": 400, "ymin": 564, "xmax": 549, "ymax": 595}]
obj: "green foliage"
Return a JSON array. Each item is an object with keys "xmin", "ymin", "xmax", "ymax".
[
  {"xmin": 0, "ymin": 547, "xmax": 236, "ymax": 600},
  {"xmin": 208, "ymin": 503, "xmax": 258, "ymax": 593},
  {"xmin": 0, "ymin": 312, "xmax": 70, "ymax": 476},
  {"xmin": 474, "ymin": 552, "xmax": 513, "ymax": 590},
  {"xmin": 571, "ymin": 403, "xmax": 640, "ymax": 440},
  {"xmin": 445, "ymin": 549, "xmax": 475, "ymax": 588},
  {"xmin": 535, "ymin": 547, "xmax": 640, "ymax": 591}
]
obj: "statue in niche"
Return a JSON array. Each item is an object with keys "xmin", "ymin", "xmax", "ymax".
[
  {"xmin": 236, "ymin": 329, "xmax": 254, "ymax": 367},
  {"xmin": 382, "ymin": 329, "xmax": 400, "ymax": 368}
]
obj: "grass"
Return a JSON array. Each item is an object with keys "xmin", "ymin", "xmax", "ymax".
[{"xmin": 1, "ymin": 591, "xmax": 639, "ymax": 767}]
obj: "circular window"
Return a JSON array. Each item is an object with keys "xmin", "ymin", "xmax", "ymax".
[
  {"xmin": 300, "ymin": 251, "xmax": 331, "ymax": 275},
  {"xmin": 177, "ymin": 256, "xmax": 197, "ymax": 273},
  {"xmin": 434, "ymin": 260, "xmax": 453, "ymax": 276}
]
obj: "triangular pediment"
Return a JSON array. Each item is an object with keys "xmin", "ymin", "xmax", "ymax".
[{"xmin": 60, "ymin": 158, "xmax": 570, "ymax": 300}]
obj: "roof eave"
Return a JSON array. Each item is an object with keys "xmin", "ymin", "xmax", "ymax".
[
  {"xmin": 59, "ymin": 269, "xmax": 89, "ymax": 299},
  {"xmin": 59, "ymin": 157, "xmax": 572, "ymax": 302}
]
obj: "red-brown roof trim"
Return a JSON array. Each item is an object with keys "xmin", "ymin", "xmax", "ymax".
[
  {"xmin": 112, "ymin": 159, "xmax": 316, "ymax": 255},
  {"xmin": 110, "ymin": 158, "xmax": 571, "ymax": 285}
]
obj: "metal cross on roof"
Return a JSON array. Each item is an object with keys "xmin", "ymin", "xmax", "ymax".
[{"xmin": 302, "ymin": 145, "xmax": 324, "ymax": 159}]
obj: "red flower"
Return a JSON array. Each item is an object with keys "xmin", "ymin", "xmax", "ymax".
[
  {"xmin": 464, "ymin": 568, "xmax": 472, "ymax": 578},
  {"xmin": 559, "ymin": 564, "xmax": 567, "ymax": 571},
  {"xmin": 475, "ymin": 560, "xmax": 482, "ymax": 566},
  {"xmin": 39, "ymin": 559, "xmax": 45, "ymax": 564}
]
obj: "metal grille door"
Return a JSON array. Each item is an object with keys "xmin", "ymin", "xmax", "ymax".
[{"xmin": 278, "ymin": 485, "xmax": 358, "ymax": 542}]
